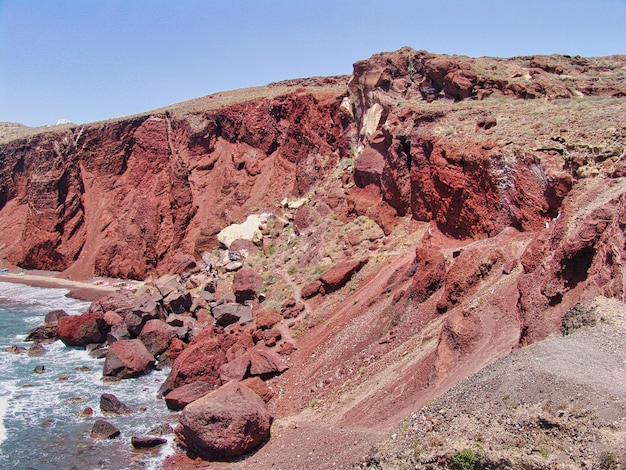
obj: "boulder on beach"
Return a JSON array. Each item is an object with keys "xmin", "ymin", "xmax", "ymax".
[
  {"xmin": 175, "ymin": 381, "xmax": 272, "ymax": 459},
  {"xmin": 57, "ymin": 313, "xmax": 108, "ymax": 347},
  {"xmin": 102, "ymin": 339, "xmax": 155, "ymax": 379},
  {"xmin": 164, "ymin": 381, "xmax": 214, "ymax": 411}
]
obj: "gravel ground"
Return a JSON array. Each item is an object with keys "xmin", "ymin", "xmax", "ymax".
[{"xmin": 357, "ymin": 296, "xmax": 626, "ymax": 469}]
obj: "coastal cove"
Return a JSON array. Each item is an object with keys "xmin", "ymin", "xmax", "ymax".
[{"xmin": 0, "ymin": 281, "xmax": 174, "ymax": 469}]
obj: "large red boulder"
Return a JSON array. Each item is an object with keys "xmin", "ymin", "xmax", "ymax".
[
  {"xmin": 103, "ymin": 339, "xmax": 155, "ymax": 379},
  {"xmin": 406, "ymin": 246, "xmax": 446, "ymax": 303},
  {"xmin": 159, "ymin": 327, "xmax": 226, "ymax": 396},
  {"xmin": 232, "ymin": 267, "xmax": 263, "ymax": 303},
  {"xmin": 175, "ymin": 381, "xmax": 272, "ymax": 459},
  {"xmin": 255, "ymin": 309, "xmax": 282, "ymax": 330},
  {"xmin": 319, "ymin": 257, "xmax": 369, "ymax": 293},
  {"xmin": 164, "ymin": 381, "xmax": 214, "ymax": 411},
  {"xmin": 436, "ymin": 245, "xmax": 504, "ymax": 313},
  {"xmin": 57, "ymin": 313, "xmax": 108, "ymax": 347},
  {"xmin": 219, "ymin": 347, "xmax": 288, "ymax": 382},
  {"xmin": 138, "ymin": 319, "xmax": 177, "ymax": 357}
]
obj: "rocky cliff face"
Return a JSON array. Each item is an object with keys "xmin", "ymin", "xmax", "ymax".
[
  {"xmin": 2, "ymin": 49, "xmax": 626, "ymax": 468},
  {"xmin": 0, "ymin": 78, "xmax": 350, "ymax": 279}
]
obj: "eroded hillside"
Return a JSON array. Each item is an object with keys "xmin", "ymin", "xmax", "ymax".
[{"xmin": 2, "ymin": 49, "xmax": 626, "ymax": 468}]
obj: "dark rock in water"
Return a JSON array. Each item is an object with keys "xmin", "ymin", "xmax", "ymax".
[
  {"xmin": 100, "ymin": 393, "xmax": 132, "ymax": 415},
  {"xmin": 33, "ymin": 365, "xmax": 45, "ymax": 374},
  {"xmin": 131, "ymin": 436, "xmax": 167, "ymax": 449},
  {"xmin": 147, "ymin": 423, "xmax": 174, "ymax": 436},
  {"xmin": 90, "ymin": 419, "xmax": 120, "ymax": 439},
  {"xmin": 28, "ymin": 342, "xmax": 45, "ymax": 356},
  {"xmin": 25, "ymin": 324, "xmax": 58, "ymax": 343},
  {"xmin": 44, "ymin": 309, "xmax": 69, "ymax": 323},
  {"xmin": 79, "ymin": 407, "xmax": 93, "ymax": 417},
  {"xmin": 5, "ymin": 345, "xmax": 27, "ymax": 354},
  {"xmin": 64, "ymin": 397, "xmax": 86, "ymax": 404},
  {"xmin": 101, "ymin": 376, "xmax": 121, "ymax": 385},
  {"xmin": 164, "ymin": 381, "xmax": 214, "ymax": 411},
  {"xmin": 86, "ymin": 343, "xmax": 108, "ymax": 359}
]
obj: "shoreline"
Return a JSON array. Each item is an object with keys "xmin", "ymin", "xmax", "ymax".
[{"xmin": 0, "ymin": 271, "xmax": 140, "ymax": 302}]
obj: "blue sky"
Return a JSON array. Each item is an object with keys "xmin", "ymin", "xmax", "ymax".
[{"xmin": 1, "ymin": 0, "xmax": 625, "ymax": 127}]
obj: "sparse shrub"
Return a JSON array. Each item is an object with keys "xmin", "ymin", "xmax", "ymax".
[
  {"xmin": 309, "ymin": 398, "xmax": 319, "ymax": 408},
  {"xmin": 451, "ymin": 448, "xmax": 481, "ymax": 470},
  {"xmin": 600, "ymin": 451, "xmax": 620, "ymax": 470},
  {"xmin": 288, "ymin": 265, "xmax": 298, "ymax": 276},
  {"xmin": 359, "ymin": 366, "xmax": 367, "ymax": 375}
]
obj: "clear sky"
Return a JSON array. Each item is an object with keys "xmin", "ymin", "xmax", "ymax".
[{"xmin": 1, "ymin": 0, "xmax": 625, "ymax": 127}]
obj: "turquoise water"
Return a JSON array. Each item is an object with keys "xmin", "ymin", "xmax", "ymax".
[{"xmin": 0, "ymin": 282, "xmax": 175, "ymax": 469}]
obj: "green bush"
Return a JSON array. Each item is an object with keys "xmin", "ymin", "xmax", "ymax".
[{"xmin": 451, "ymin": 448, "xmax": 481, "ymax": 470}]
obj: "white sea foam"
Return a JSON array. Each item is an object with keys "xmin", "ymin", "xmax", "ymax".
[
  {"xmin": 0, "ymin": 382, "xmax": 16, "ymax": 449},
  {"xmin": 0, "ymin": 395, "xmax": 7, "ymax": 447},
  {"xmin": 0, "ymin": 281, "xmax": 90, "ymax": 315}
]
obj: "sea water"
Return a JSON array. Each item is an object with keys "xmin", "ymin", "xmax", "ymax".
[{"xmin": 0, "ymin": 282, "xmax": 175, "ymax": 470}]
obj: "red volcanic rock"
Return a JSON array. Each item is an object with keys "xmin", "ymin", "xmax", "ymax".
[
  {"xmin": 139, "ymin": 319, "xmax": 178, "ymax": 357},
  {"xmin": 212, "ymin": 303, "xmax": 253, "ymax": 327},
  {"xmin": 103, "ymin": 339, "xmax": 155, "ymax": 379},
  {"xmin": 406, "ymin": 247, "xmax": 446, "ymax": 303},
  {"xmin": 102, "ymin": 310, "xmax": 124, "ymax": 327},
  {"xmin": 125, "ymin": 291, "xmax": 166, "ymax": 336},
  {"xmin": 280, "ymin": 297, "xmax": 305, "ymax": 319},
  {"xmin": 293, "ymin": 205, "xmax": 314, "ymax": 234},
  {"xmin": 301, "ymin": 280, "xmax": 322, "ymax": 299},
  {"xmin": 175, "ymin": 381, "xmax": 272, "ymax": 459},
  {"xmin": 163, "ymin": 291, "xmax": 192, "ymax": 314},
  {"xmin": 353, "ymin": 148, "xmax": 385, "ymax": 188},
  {"xmin": 155, "ymin": 274, "xmax": 182, "ymax": 298},
  {"xmin": 168, "ymin": 337, "xmax": 186, "ymax": 360},
  {"xmin": 171, "ymin": 253, "xmax": 198, "ymax": 275},
  {"xmin": 517, "ymin": 189, "xmax": 626, "ymax": 343},
  {"xmin": 436, "ymin": 245, "xmax": 504, "ymax": 313},
  {"xmin": 241, "ymin": 376, "xmax": 273, "ymax": 403},
  {"xmin": 255, "ymin": 309, "xmax": 282, "ymax": 330},
  {"xmin": 219, "ymin": 347, "xmax": 288, "ymax": 382},
  {"xmin": 232, "ymin": 267, "xmax": 263, "ymax": 303},
  {"xmin": 57, "ymin": 313, "xmax": 108, "ymax": 347},
  {"xmin": 347, "ymin": 185, "xmax": 398, "ymax": 236},
  {"xmin": 248, "ymin": 348, "xmax": 288, "ymax": 377},
  {"xmin": 319, "ymin": 257, "xmax": 369, "ymax": 293},
  {"xmin": 164, "ymin": 381, "xmax": 214, "ymax": 411},
  {"xmin": 436, "ymin": 308, "xmax": 482, "ymax": 364},
  {"xmin": 219, "ymin": 354, "xmax": 250, "ymax": 382},
  {"xmin": 159, "ymin": 327, "xmax": 226, "ymax": 396}
]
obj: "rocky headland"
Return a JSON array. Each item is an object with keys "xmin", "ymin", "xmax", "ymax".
[{"xmin": 1, "ymin": 48, "xmax": 625, "ymax": 468}]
